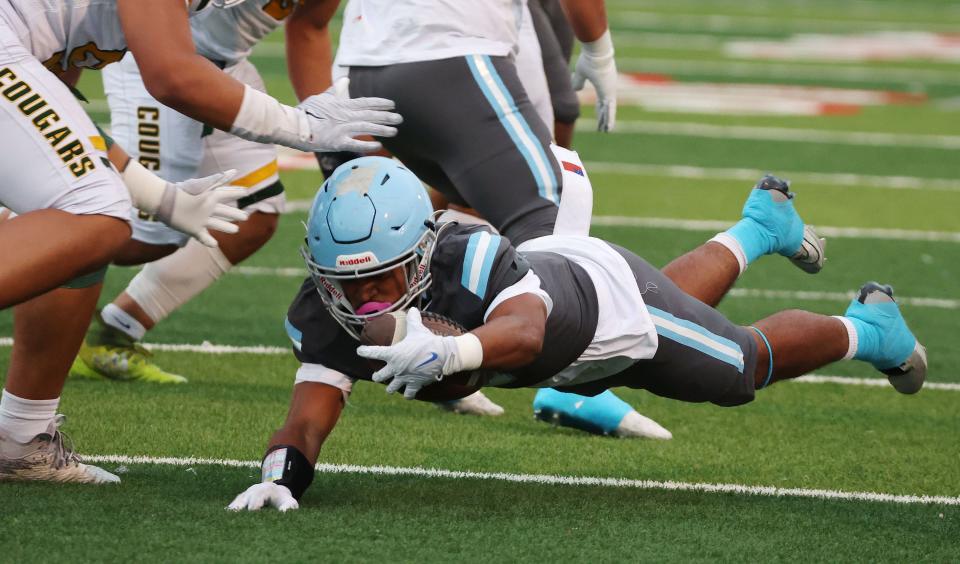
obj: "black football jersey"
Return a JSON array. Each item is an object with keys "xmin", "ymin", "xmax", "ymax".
[{"xmin": 285, "ymin": 223, "xmax": 600, "ymax": 387}]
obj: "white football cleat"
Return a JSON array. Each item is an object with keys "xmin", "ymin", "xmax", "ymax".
[
  {"xmin": 614, "ymin": 410, "xmax": 673, "ymax": 440},
  {"xmin": 0, "ymin": 416, "xmax": 120, "ymax": 484},
  {"xmin": 435, "ymin": 391, "xmax": 505, "ymax": 416}
]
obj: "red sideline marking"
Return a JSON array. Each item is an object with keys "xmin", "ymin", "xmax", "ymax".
[
  {"xmin": 882, "ymin": 91, "xmax": 928, "ymax": 105},
  {"xmin": 819, "ymin": 103, "xmax": 861, "ymax": 115},
  {"xmin": 626, "ymin": 72, "xmax": 674, "ymax": 84}
]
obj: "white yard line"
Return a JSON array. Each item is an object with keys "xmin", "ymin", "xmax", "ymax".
[
  {"xmin": 230, "ymin": 265, "xmax": 960, "ymax": 309},
  {"xmin": 578, "ymin": 119, "xmax": 960, "ymax": 149},
  {"xmin": 794, "ymin": 375, "xmax": 960, "ymax": 391},
  {"xmin": 589, "ymin": 215, "xmax": 960, "ymax": 243},
  {"xmin": 83, "ymin": 453, "xmax": 960, "ymax": 506},
  {"xmin": 726, "ymin": 288, "xmax": 960, "ymax": 310},
  {"xmin": 281, "ymin": 200, "xmax": 960, "ymax": 243},
  {"xmin": 276, "ymin": 148, "xmax": 960, "ymax": 192},
  {"xmin": 0, "ymin": 337, "xmax": 956, "ymax": 391},
  {"xmin": 616, "ymin": 57, "xmax": 960, "ymax": 85},
  {"xmin": 614, "ymin": 11, "xmax": 960, "ymax": 34},
  {"xmin": 581, "ymin": 161, "xmax": 960, "ymax": 192}
]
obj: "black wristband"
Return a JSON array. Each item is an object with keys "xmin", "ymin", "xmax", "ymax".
[{"xmin": 261, "ymin": 445, "xmax": 315, "ymax": 500}]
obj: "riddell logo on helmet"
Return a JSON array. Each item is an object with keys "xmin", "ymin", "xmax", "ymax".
[
  {"xmin": 318, "ymin": 276, "xmax": 343, "ymax": 300},
  {"xmin": 336, "ymin": 252, "xmax": 378, "ymax": 268}
]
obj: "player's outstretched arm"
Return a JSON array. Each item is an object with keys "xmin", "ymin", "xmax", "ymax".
[
  {"xmin": 117, "ymin": 0, "xmax": 401, "ymax": 153},
  {"xmin": 228, "ymin": 382, "xmax": 345, "ymax": 512}
]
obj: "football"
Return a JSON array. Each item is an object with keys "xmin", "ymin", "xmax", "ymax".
[{"xmin": 360, "ymin": 310, "xmax": 484, "ymax": 401}]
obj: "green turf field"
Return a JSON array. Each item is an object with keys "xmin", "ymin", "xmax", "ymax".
[{"xmin": 2, "ymin": 1, "xmax": 959, "ymax": 561}]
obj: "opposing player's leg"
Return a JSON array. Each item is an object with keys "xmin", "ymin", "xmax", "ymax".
[
  {"xmin": 0, "ymin": 37, "xmax": 129, "ymax": 481},
  {"xmin": 349, "ymin": 55, "xmax": 562, "ymax": 246},
  {"xmin": 515, "ymin": 3, "xmax": 555, "ymax": 139},
  {"xmin": 2, "ymin": 277, "xmax": 123, "ymax": 483},
  {"xmin": 0, "ymin": 211, "xmax": 129, "ymax": 307},
  {"xmin": 0, "ymin": 42, "xmax": 132, "ymax": 306},
  {"xmin": 529, "ymin": 0, "xmax": 580, "ymax": 149},
  {"xmin": 662, "ymin": 175, "xmax": 826, "ymax": 307},
  {"xmin": 74, "ymin": 59, "xmax": 284, "ymax": 384}
]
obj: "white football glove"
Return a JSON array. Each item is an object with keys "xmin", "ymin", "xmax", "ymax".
[
  {"xmin": 293, "ymin": 78, "xmax": 402, "ymax": 153},
  {"xmin": 156, "ymin": 171, "xmax": 249, "ymax": 248},
  {"xmin": 121, "ymin": 161, "xmax": 248, "ymax": 249},
  {"xmin": 356, "ymin": 308, "xmax": 460, "ymax": 399},
  {"xmin": 227, "ymin": 482, "xmax": 299, "ymax": 512},
  {"xmin": 0, "ymin": 206, "xmax": 12, "ymax": 223},
  {"xmin": 572, "ymin": 30, "xmax": 618, "ymax": 132}
]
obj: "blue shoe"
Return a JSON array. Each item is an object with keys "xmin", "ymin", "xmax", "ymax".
[
  {"xmin": 533, "ymin": 389, "xmax": 672, "ymax": 439},
  {"xmin": 844, "ymin": 282, "xmax": 927, "ymax": 394},
  {"xmin": 729, "ymin": 175, "xmax": 825, "ymax": 273}
]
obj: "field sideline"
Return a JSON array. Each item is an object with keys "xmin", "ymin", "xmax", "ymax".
[{"xmin": 2, "ymin": 0, "xmax": 959, "ymax": 561}]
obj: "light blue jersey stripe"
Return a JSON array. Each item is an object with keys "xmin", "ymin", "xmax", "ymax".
[
  {"xmin": 465, "ymin": 55, "xmax": 559, "ymax": 204},
  {"xmin": 284, "ymin": 317, "xmax": 303, "ymax": 351},
  {"xmin": 647, "ymin": 306, "xmax": 745, "ymax": 372},
  {"xmin": 461, "ymin": 231, "xmax": 501, "ymax": 299}
]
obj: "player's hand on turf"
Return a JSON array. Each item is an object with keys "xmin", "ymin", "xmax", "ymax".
[
  {"xmin": 572, "ymin": 32, "xmax": 618, "ymax": 132},
  {"xmin": 159, "ymin": 170, "xmax": 249, "ymax": 248},
  {"xmin": 294, "ymin": 78, "xmax": 402, "ymax": 153},
  {"xmin": 357, "ymin": 308, "xmax": 455, "ymax": 400},
  {"xmin": 227, "ymin": 482, "xmax": 299, "ymax": 512}
]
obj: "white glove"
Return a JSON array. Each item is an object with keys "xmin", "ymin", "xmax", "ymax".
[
  {"xmin": 357, "ymin": 308, "xmax": 460, "ymax": 399},
  {"xmin": 294, "ymin": 78, "xmax": 402, "ymax": 153},
  {"xmin": 229, "ymin": 81, "xmax": 401, "ymax": 154},
  {"xmin": 227, "ymin": 482, "xmax": 299, "ymax": 512},
  {"xmin": 159, "ymin": 171, "xmax": 249, "ymax": 248},
  {"xmin": 122, "ymin": 161, "xmax": 249, "ymax": 248},
  {"xmin": 0, "ymin": 206, "xmax": 12, "ymax": 223},
  {"xmin": 572, "ymin": 30, "xmax": 618, "ymax": 132}
]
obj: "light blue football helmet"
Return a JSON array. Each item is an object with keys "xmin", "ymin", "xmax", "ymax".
[{"xmin": 301, "ymin": 156, "xmax": 436, "ymax": 338}]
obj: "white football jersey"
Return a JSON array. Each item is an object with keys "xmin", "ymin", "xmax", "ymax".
[
  {"xmin": 0, "ymin": 0, "xmax": 127, "ymax": 71},
  {"xmin": 191, "ymin": 0, "xmax": 295, "ymax": 66},
  {"xmin": 336, "ymin": 0, "xmax": 525, "ymax": 66}
]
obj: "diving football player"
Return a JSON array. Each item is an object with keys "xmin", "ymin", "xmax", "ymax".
[{"xmin": 228, "ymin": 157, "xmax": 923, "ymax": 511}]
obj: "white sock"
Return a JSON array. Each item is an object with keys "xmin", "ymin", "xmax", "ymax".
[
  {"xmin": 709, "ymin": 232, "xmax": 748, "ymax": 274},
  {"xmin": 832, "ymin": 315, "xmax": 858, "ymax": 360},
  {"xmin": 101, "ymin": 302, "xmax": 147, "ymax": 341},
  {"xmin": 0, "ymin": 389, "xmax": 59, "ymax": 443}
]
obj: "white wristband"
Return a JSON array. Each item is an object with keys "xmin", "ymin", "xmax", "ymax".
[
  {"xmin": 444, "ymin": 333, "xmax": 484, "ymax": 375},
  {"xmin": 121, "ymin": 159, "xmax": 168, "ymax": 215},
  {"xmin": 229, "ymin": 84, "xmax": 310, "ymax": 148},
  {"xmin": 581, "ymin": 29, "xmax": 614, "ymax": 58}
]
